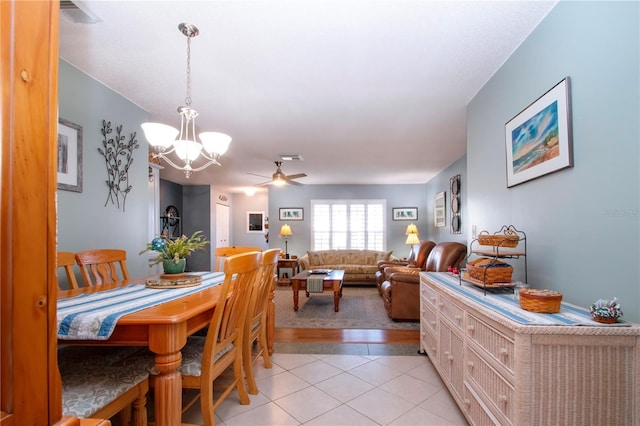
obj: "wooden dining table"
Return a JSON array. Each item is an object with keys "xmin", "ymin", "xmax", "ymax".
[{"xmin": 56, "ymin": 274, "xmax": 233, "ymax": 426}]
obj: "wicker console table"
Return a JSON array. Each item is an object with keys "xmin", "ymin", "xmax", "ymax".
[{"xmin": 420, "ymin": 272, "xmax": 640, "ymax": 426}]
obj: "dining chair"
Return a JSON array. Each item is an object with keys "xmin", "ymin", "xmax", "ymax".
[
  {"xmin": 59, "ymin": 346, "xmax": 149, "ymax": 426},
  {"xmin": 213, "ymin": 246, "xmax": 262, "ymax": 272},
  {"xmin": 243, "ymin": 247, "xmax": 280, "ymax": 395},
  {"xmin": 180, "ymin": 250, "xmax": 262, "ymax": 425},
  {"xmin": 57, "ymin": 251, "xmax": 80, "ymax": 289},
  {"xmin": 75, "ymin": 249, "xmax": 130, "ymax": 286}
]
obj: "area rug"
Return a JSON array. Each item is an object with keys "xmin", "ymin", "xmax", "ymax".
[{"xmin": 274, "ymin": 285, "xmax": 419, "ymax": 330}]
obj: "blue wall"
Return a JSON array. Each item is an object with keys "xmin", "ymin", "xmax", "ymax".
[
  {"xmin": 467, "ymin": 1, "xmax": 639, "ymax": 321},
  {"xmin": 58, "ymin": 60, "xmax": 151, "ymax": 279}
]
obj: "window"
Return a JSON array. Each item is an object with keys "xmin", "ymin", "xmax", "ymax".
[{"xmin": 311, "ymin": 199, "xmax": 386, "ymax": 250}]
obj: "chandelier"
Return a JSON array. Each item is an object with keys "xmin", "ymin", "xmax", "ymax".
[{"xmin": 142, "ymin": 23, "xmax": 231, "ymax": 178}]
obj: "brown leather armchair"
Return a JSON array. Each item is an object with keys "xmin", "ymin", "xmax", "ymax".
[
  {"xmin": 376, "ymin": 241, "xmax": 436, "ymax": 294},
  {"xmin": 380, "ymin": 242, "xmax": 467, "ymax": 320}
]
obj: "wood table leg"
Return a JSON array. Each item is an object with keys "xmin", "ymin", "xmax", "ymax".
[
  {"xmin": 333, "ymin": 280, "xmax": 341, "ymax": 312},
  {"xmin": 149, "ymin": 324, "xmax": 186, "ymax": 426},
  {"xmin": 292, "ymin": 280, "xmax": 300, "ymax": 311}
]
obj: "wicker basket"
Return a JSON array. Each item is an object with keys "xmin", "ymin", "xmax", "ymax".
[
  {"xmin": 466, "ymin": 257, "xmax": 513, "ymax": 284},
  {"xmin": 477, "ymin": 230, "xmax": 520, "ymax": 248},
  {"xmin": 519, "ymin": 289, "xmax": 562, "ymax": 313},
  {"xmin": 592, "ymin": 315, "xmax": 617, "ymax": 324}
]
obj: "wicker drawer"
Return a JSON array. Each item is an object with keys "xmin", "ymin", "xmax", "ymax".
[
  {"xmin": 462, "ymin": 382, "xmax": 502, "ymax": 426},
  {"xmin": 466, "ymin": 314, "xmax": 515, "ymax": 375},
  {"xmin": 465, "ymin": 347, "xmax": 514, "ymax": 423},
  {"xmin": 421, "ymin": 302, "xmax": 438, "ymax": 334},
  {"xmin": 420, "ymin": 321, "xmax": 438, "ymax": 361},
  {"xmin": 420, "ymin": 281, "xmax": 438, "ymax": 309},
  {"xmin": 437, "ymin": 292, "xmax": 465, "ymax": 333}
]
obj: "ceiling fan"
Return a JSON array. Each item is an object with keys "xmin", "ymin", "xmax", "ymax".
[{"xmin": 249, "ymin": 161, "xmax": 307, "ymax": 186}]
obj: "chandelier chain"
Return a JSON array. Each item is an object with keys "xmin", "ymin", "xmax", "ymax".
[{"xmin": 185, "ymin": 36, "xmax": 192, "ymax": 107}]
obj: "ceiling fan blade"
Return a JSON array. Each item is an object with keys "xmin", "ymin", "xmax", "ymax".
[
  {"xmin": 257, "ymin": 180, "xmax": 272, "ymax": 186},
  {"xmin": 246, "ymin": 172, "xmax": 270, "ymax": 179},
  {"xmin": 286, "ymin": 173, "xmax": 307, "ymax": 180},
  {"xmin": 286, "ymin": 179, "xmax": 303, "ymax": 186}
]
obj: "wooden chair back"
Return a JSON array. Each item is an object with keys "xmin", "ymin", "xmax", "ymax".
[
  {"xmin": 57, "ymin": 251, "xmax": 80, "ymax": 289},
  {"xmin": 193, "ymin": 251, "xmax": 262, "ymax": 424},
  {"xmin": 213, "ymin": 246, "xmax": 262, "ymax": 272},
  {"xmin": 243, "ymin": 248, "xmax": 280, "ymax": 394},
  {"xmin": 75, "ymin": 249, "xmax": 130, "ymax": 286}
]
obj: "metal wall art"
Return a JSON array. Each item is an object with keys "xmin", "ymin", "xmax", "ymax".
[
  {"xmin": 450, "ymin": 174, "xmax": 461, "ymax": 234},
  {"xmin": 99, "ymin": 120, "xmax": 140, "ymax": 211}
]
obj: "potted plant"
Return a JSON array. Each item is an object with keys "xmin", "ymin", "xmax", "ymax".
[{"xmin": 140, "ymin": 231, "xmax": 209, "ymax": 275}]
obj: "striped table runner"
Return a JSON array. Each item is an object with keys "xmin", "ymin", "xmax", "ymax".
[
  {"xmin": 428, "ymin": 272, "xmax": 631, "ymax": 327},
  {"xmin": 306, "ymin": 274, "xmax": 326, "ymax": 293},
  {"xmin": 57, "ymin": 271, "xmax": 225, "ymax": 340}
]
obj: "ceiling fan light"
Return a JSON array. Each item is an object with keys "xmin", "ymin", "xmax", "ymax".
[
  {"xmin": 273, "ymin": 175, "xmax": 286, "ymax": 186},
  {"xmin": 174, "ymin": 139, "xmax": 202, "ymax": 161},
  {"xmin": 199, "ymin": 132, "xmax": 232, "ymax": 155},
  {"xmin": 141, "ymin": 122, "xmax": 178, "ymax": 148}
]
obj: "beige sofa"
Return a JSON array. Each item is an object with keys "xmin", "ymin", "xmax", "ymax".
[{"xmin": 298, "ymin": 249, "xmax": 397, "ymax": 284}]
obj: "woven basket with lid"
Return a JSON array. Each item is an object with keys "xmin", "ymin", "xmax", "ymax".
[{"xmin": 519, "ymin": 289, "xmax": 562, "ymax": 313}]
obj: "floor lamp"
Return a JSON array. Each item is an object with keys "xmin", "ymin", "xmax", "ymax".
[{"xmin": 280, "ymin": 224, "xmax": 292, "ymax": 259}]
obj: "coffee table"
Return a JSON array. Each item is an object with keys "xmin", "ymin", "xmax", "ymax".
[{"xmin": 291, "ymin": 270, "xmax": 345, "ymax": 312}]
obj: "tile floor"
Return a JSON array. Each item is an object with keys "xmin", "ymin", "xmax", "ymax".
[{"xmin": 181, "ymin": 343, "xmax": 468, "ymax": 425}]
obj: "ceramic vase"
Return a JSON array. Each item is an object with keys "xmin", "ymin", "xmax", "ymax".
[{"xmin": 162, "ymin": 258, "xmax": 186, "ymax": 275}]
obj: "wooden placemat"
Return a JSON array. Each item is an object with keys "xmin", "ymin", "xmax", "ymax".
[{"xmin": 145, "ymin": 274, "xmax": 203, "ymax": 289}]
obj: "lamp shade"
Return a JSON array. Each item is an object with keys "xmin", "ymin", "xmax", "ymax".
[
  {"xmin": 279, "ymin": 224, "xmax": 292, "ymax": 237},
  {"xmin": 405, "ymin": 233, "xmax": 420, "ymax": 245},
  {"xmin": 199, "ymin": 132, "xmax": 232, "ymax": 155},
  {"xmin": 405, "ymin": 224, "xmax": 419, "ymax": 235},
  {"xmin": 141, "ymin": 122, "xmax": 178, "ymax": 148}
]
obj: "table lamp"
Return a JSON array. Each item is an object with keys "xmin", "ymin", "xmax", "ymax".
[
  {"xmin": 405, "ymin": 233, "xmax": 420, "ymax": 265},
  {"xmin": 279, "ymin": 224, "xmax": 292, "ymax": 259},
  {"xmin": 405, "ymin": 224, "xmax": 419, "ymax": 262}
]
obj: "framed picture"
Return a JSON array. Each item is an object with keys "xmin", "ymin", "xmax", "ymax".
[
  {"xmin": 392, "ymin": 207, "xmax": 418, "ymax": 221},
  {"xmin": 57, "ymin": 118, "xmax": 83, "ymax": 192},
  {"xmin": 505, "ymin": 77, "xmax": 573, "ymax": 188},
  {"xmin": 279, "ymin": 208, "xmax": 304, "ymax": 221},
  {"xmin": 434, "ymin": 192, "xmax": 446, "ymax": 227},
  {"xmin": 247, "ymin": 211, "xmax": 264, "ymax": 233}
]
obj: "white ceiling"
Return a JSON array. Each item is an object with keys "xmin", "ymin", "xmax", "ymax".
[{"xmin": 59, "ymin": 0, "xmax": 557, "ymax": 193}]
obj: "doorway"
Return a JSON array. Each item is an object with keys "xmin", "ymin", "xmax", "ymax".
[{"xmin": 215, "ymin": 203, "xmax": 230, "ymax": 248}]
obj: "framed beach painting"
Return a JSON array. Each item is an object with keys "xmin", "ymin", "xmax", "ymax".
[{"xmin": 505, "ymin": 77, "xmax": 573, "ymax": 188}]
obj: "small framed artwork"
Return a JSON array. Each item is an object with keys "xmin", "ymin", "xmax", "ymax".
[
  {"xmin": 279, "ymin": 208, "xmax": 304, "ymax": 221},
  {"xmin": 247, "ymin": 211, "xmax": 265, "ymax": 233},
  {"xmin": 57, "ymin": 118, "xmax": 83, "ymax": 192},
  {"xmin": 392, "ymin": 207, "xmax": 418, "ymax": 221},
  {"xmin": 505, "ymin": 77, "xmax": 573, "ymax": 188},
  {"xmin": 434, "ymin": 192, "xmax": 446, "ymax": 228}
]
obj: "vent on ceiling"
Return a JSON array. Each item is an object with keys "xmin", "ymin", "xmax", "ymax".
[
  {"xmin": 60, "ymin": 0, "xmax": 101, "ymax": 24},
  {"xmin": 280, "ymin": 154, "xmax": 303, "ymax": 161}
]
